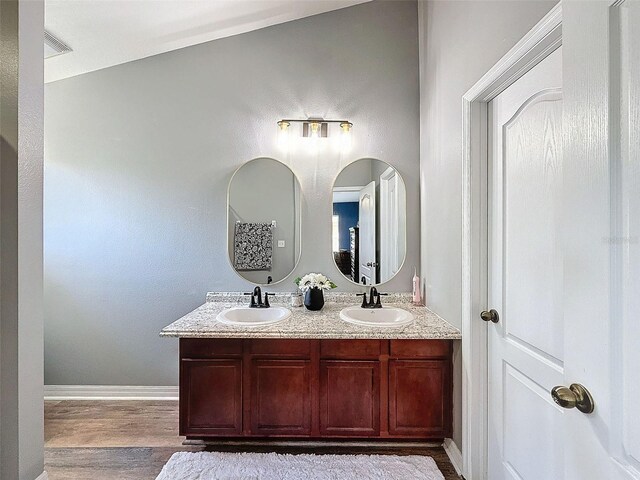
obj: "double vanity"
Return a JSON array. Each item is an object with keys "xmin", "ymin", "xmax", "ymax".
[
  {"xmin": 161, "ymin": 292, "xmax": 461, "ymax": 443},
  {"xmin": 156, "ymin": 144, "xmax": 461, "ymax": 443}
]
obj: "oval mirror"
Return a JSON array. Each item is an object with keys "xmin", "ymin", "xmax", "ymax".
[
  {"xmin": 332, "ymin": 158, "xmax": 406, "ymax": 286},
  {"xmin": 228, "ymin": 158, "xmax": 301, "ymax": 285}
]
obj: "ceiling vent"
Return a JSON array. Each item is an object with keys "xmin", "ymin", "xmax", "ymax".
[{"xmin": 44, "ymin": 30, "xmax": 72, "ymax": 59}]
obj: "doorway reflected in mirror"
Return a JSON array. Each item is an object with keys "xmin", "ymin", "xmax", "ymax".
[{"xmin": 332, "ymin": 159, "xmax": 406, "ymax": 286}]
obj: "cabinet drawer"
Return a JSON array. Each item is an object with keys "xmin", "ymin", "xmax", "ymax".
[
  {"xmin": 249, "ymin": 339, "xmax": 311, "ymax": 357},
  {"xmin": 321, "ymin": 340, "xmax": 382, "ymax": 359},
  {"xmin": 390, "ymin": 340, "xmax": 451, "ymax": 359},
  {"xmin": 181, "ymin": 339, "xmax": 243, "ymax": 358}
]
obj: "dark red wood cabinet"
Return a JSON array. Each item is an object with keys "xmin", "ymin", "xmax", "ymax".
[
  {"xmin": 320, "ymin": 360, "xmax": 380, "ymax": 436},
  {"xmin": 180, "ymin": 359, "xmax": 242, "ymax": 435},
  {"xmin": 389, "ymin": 360, "xmax": 450, "ymax": 437},
  {"xmin": 180, "ymin": 338, "xmax": 452, "ymax": 440},
  {"xmin": 251, "ymin": 359, "xmax": 312, "ymax": 435}
]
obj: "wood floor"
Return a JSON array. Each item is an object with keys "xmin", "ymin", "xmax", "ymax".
[{"xmin": 45, "ymin": 400, "xmax": 461, "ymax": 479}]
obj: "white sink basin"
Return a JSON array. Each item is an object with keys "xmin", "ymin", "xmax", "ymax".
[
  {"xmin": 339, "ymin": 306, "xmax": 414, "ymax": 328},
  {"xmin": 216, "ymin": 306, "xmax": 291, "ymax": 327}
]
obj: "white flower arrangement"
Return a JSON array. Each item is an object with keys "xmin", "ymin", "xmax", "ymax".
[{"xmin": 294, "ymin": 273, "xmax": 337, "ymax": 292}]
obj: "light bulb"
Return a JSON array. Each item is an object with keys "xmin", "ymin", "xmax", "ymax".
[
  {"xmin": 340, "ymin": 122, "xmax": 352, "ymax": 152},
  {"xmin": 304, "ymin": 122, "xmax": 319, "ymax": 154},
  {"xmin": 309, "ymin": 121, "xmax": 320, "ymax": 139},
  {"xmin": 277, "ymin": 120, "xmax": 290, "ymax": 150}
]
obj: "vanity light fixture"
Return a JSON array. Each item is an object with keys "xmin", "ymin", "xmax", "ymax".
[
  {"xmin": 277, "ymin": 118, "xmax": 351, "ymax": 136},
  {"xmin": 276, "ymin": 118, "xmax": 353, "ymax": 152}
]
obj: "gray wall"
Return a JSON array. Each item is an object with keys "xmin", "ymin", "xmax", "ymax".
[
  {"xmin": 334, "ymin": 158, "xmax": 375, "ymax": 188},
  {"xmin": 0, "ymin": 0, "xmax": 45, "ymax": 478},
  {"xmin": 418, "ymin": 0, "xmax": 556, "ymax": 450},
  {"xmin": 44, "ymin": 0, "xmax": 420, "ymax": 386}
]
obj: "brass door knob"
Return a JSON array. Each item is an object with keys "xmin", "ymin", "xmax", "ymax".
[
  {"xmin": 551, "ymin": 384, "xmax": 595, "ymax": 414},
  {"xmin": 480, "ymin": 309, "xmax": 499, "ymax": 323}
]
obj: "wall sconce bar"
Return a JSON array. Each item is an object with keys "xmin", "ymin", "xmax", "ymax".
[{"xmin": 277, "ymin": 119, "xmax": 353, "ymax": 138}]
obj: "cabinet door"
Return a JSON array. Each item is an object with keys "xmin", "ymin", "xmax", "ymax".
[
  {"xmin": 388, "ymin": 360, "xmax": 451, "ymax": 437},
  {"xmin": 320, "ymin": 360, "xmax": 380, "ymax": 436},
  {"xmin": 250, "ymin": 359, "xmax": 311, "ymax": 436},
  {"xmin": 180, "ymin": 359, "xmax": 242, "ymax": 436}
]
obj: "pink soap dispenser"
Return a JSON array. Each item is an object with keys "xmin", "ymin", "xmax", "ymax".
[{"xmin": 412, "ymin": 268, "xmax": 422, "ymax": 305}]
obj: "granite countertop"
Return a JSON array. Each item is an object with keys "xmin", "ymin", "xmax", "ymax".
[{"xmin": 160, "ymin": 292, "xmax": 461, "ymax": 340}]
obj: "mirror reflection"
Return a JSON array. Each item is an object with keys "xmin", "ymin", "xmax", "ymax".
[
  {"xmin": 332, "ymin": 159, "xmax": 406, "ymax": 285},
  {"xmin": 228, "ymin": 158, "xmax": 301, "ymax": 285}
]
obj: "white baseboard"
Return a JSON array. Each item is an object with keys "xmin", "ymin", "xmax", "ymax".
[
  {"xmin": 44, "ymin": 385, "xmax": 178, "ymax": 401},
  {"xmin": 443, "ymin": 438, "xmax": 463, "ymax": 476},
  {"xmin": 35, "ymin": 471, "xmax": 48, "ymax": 480}
]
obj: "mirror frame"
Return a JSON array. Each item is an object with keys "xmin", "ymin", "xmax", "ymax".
[
  {"xmin": 330, "ymin": 158, "xmax": 407, "ymax": 287},
  {"xmin": 226, "ymin": 157, "xmax": 302, "ymax": 286}
]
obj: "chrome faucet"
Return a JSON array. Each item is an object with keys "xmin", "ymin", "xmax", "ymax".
[{"xmin": 244, "ymin": 286, "xmax": 270, "ymax": 308}]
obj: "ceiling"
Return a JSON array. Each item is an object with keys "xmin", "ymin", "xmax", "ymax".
[{"xmin": 45, "ymin": 0, "xmax": 369, "ymax": 83}]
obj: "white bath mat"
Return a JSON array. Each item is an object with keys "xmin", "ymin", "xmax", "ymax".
[{"xmin": 156, "ymin": 451, "xmax": 445, "ymax": 480}]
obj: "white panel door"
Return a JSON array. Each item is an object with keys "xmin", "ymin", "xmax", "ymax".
[
  {"xmin": 358, "ymin": 181, "xmax": 376, "ymax": 285},
  {"xmin": 488, "ymin": 47, "xmax": 564, "ymax": 480},
  {"xmin": 562, "ymin": 2, "xmax": 639, "ymax": 479},
  {"xmin": 380, "ymin": 167, "xmax": 402, "ymax": 281}
]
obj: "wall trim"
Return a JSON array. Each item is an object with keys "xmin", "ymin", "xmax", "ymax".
[
  {"xmin": 35, "ymin": 471, "xmax": 48, "ymax": 480},
  {"xmin": 44, "ymin": 385, "xmax": 178, "ymax": 401},
  {"xmin": 461, "ymin": 4, "xmax": 562, "ymax": 480},
  {"xmin": 443, "ymin": 438, "xmax": 463, "ymax": 476}
]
